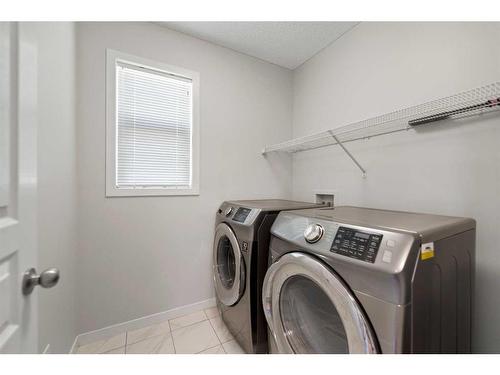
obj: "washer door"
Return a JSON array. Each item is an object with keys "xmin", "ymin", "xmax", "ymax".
[
  {"xmin": 213, "ymin": 223, "xmax": 245, "ymax": 306},
  {"xmin": 262, "ymin": 252, "xmax": 378, "ymax": 354}
]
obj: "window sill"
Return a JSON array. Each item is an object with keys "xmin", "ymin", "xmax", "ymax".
[{"xmin": 105, "ymin": 186, "xmax": 200, "ymax": 197}]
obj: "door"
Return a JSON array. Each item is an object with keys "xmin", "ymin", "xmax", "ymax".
[
  {"xmin": 213, "ymin": 223, "xmax": 245, "ymax": 306},
  {"xmin": 262, "ymin": 252, "xmax": 379, "ymax": 354},
  {"xmin": 0, "ymin": 22, "xmax": 38, "ymax": 353}
]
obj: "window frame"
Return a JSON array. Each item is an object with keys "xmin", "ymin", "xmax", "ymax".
[{"xmin": 105, "ymin": 49, "xmax": 200, "ymax": 197}]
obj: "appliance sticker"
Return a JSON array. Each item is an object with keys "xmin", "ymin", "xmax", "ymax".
[{"xmin": 421, "ymin": 242, "xmax": 435, "ymax": 260}]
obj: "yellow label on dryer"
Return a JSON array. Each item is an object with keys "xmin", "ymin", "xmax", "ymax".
[{"xmin": 421, "ymin": 242, "xmax": 435, "ymax": 260}]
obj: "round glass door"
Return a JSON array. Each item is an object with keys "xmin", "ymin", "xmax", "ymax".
[
  {"xmin": 213, "ymin": 223, "xmax": 245, "ymax": 306},
  {"xmin": 280, "ymin": 275, "xmax": 348, "ymax": 353},
  {"xmin": 262, "ymin": 252, "xmax": 378, "ymax": 354},
  {"xmin": 216, "ymin": 235, "xmax": 236, "ymax": 289}
]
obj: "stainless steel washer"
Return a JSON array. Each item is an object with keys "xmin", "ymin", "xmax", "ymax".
[
  {"xmin": 213, "ymin": 199, "xmax": 325, "ymax": 354},
  {"xmin": 263, "ymin": 206, "xmax": 476, "ymax": 354}
]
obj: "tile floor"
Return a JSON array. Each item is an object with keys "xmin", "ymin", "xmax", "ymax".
[{"xmin": 74, "ymin": 306, "xmax": 246, "ymax": 354}]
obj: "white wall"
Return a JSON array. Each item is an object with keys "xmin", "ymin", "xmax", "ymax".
[
  {"xmin": 76, "ymin": 22, "xmax": 292, "ymax": 333},
  {"xmin": 291, "ymin": 22, "xmax": 500, "ymax": 353},
  {"xmin": 24, "ymin": 22, "xmax": 78, "ymax": 353}
]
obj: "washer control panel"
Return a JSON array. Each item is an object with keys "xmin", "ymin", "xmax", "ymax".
[
  {"xmin": 330, "ymin": 226, "xmax": 383, "ymax": 263},
  {"xmin": 232, "ymin": 207, "xmax": 252, "ymax": 223}
]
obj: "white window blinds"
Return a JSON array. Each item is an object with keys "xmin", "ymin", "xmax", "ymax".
[{"xmin": 116, "ymin": 62, "xmax": 193, "ymax": 189}]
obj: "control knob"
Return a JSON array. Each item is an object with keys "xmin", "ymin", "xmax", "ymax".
[
  {"xmin": 304, "ymin": 223, "xmax": 324, "ymax": 243},
  {"xmin": 224, "ymin": 207, "xmax": 234, "ymax": 217}
]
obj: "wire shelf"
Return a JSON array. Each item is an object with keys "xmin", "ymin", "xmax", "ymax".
[{"xmin": 262, "ymin": 82, "xmax": 500, "ymax": 155}]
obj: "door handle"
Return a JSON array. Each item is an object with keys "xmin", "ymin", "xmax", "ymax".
[{"xmin": 22, "ymin": 267, "xmax": 60, "ymax": 295}]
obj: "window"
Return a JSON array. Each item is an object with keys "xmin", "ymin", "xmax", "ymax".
[{"xmin": 106, "ymin": 49, "xmax": 199, "ymax": 196}]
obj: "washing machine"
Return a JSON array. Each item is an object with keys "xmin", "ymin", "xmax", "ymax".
[
  {"xmin": 213, "ymin": 199, "xmax": 326, "ymax": 354},
  {"xmin": 262, "ymin": 206, "xmax": 475, "ymax": 354}
]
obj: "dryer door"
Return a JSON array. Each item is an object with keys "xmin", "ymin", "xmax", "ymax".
[
  {"xmin": 213, "ymin": 223, "xmax": 245, "ymax": 306},
  {"xmin": 262, "ymin": 252, "xmax": 379, "ymax": 354}
]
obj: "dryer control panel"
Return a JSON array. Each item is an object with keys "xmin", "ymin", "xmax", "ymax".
[{"xmin": 330, "ymin": 226, "xmax": 383, "ymax": 263}]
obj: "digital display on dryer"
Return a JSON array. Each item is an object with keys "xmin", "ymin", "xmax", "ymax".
[
  {"xmin": 232, "ymin": 207, "xmax": 252, "ymax": 223},
  {"xmin": 354, "ymin": 232, "xmax": 370, "ymax": 240},
  {"xmin": 330, "ymin": 226, "xmax": 382, "ymax": 263}
]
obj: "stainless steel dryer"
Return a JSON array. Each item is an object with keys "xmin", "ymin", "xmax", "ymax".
[
  {"xmin": 263, "ymin": 206, "xmax": 475, "ymax": 354},
  {"xmin": 213, "ymin": 199, "xmax": 325, "ymax": 354}
]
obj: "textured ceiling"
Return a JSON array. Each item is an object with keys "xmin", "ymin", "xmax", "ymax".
[{"xmin": 160, "ymin": 22, "xmax": 358, "ymax": 69}]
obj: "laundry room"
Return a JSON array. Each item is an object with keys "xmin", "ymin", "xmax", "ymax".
[{"xmin": 1, "ymin": 1, "xmax": 500, "ymax": 373}]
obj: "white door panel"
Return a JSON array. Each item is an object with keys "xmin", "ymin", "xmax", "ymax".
[
  {"xmin": 0, "ymin": 22, "xmax": 10, "ymax": 207},
  {"xmin": 0, "ymin": 21, "xmax": 38, "ymax": 354}
]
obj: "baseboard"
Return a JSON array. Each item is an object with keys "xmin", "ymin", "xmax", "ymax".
[{"xmin": 69, "ymin": 297, "xmax": 216, "ymax": 353}]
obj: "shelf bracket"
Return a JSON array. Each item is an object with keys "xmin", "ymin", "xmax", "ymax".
[{"xmin": 328, "ymin": 131, "xmax": 367, "ymax": 178}]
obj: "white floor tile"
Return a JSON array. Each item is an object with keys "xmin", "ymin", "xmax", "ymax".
[
  {"xmin": 204, "ymin": 306, "xmax": 220, "ymax": 319},
  {"xmin": 222, "ymin": 340, "xmax": 245, "ymax": 354},
  {"xmin": 209, "ymin": 316, "xmax": 234, "ymax": 343},
  {"xmin": 127, "ymin": 320, "xmax": 170, "ymax": 345},
  {"xmin": 198, "ymin": 345, "xmax": 225, "ymax": 354},
  {"xmin": 102, "ymin": 346, "xmax": 125, "ymax": 354},
  {"xmin": 169, "ymin": 310, "xmax": 207, "ymax": 330},
  {"xmin": 126, "ymin": 333, "xmax": 175, "ymax": 354},
  {"xmin": 76, "ymin": 332, "xmax": 126, "ymax": 354},
  {"xmin": 171, "ymin": 320, "xmax": 220, "ymax": 354}
]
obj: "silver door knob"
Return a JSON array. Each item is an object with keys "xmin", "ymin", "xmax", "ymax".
[{"xmin": 22, "ymin": 267, "xmax": 60, "ymax": 295}]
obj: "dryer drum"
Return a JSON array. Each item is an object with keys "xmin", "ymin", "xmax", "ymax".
[{"xmin": 279, "ymin": 275, "xmax": 349, "ymax": 353}]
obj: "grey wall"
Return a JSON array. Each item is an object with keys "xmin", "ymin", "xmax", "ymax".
[
  {"xmin": 291, "ymin": 22, "xmax": 500, "ymax": 353},
  {"xmin": 33, "ymin": 21, "xmax": 500, "ymax": 352},
  {"xmin": 76, "ymin": 22, "xmax": 293, "ymax": 333},
  {"xmin": 28, "ymin": 22, "xmax": 78, "ymax": 353}
]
